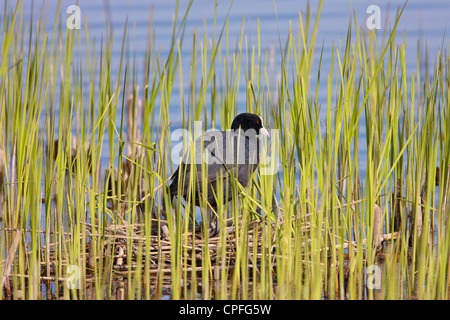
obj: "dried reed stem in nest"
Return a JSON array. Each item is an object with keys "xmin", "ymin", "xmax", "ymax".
[
  {"xmin": 372, "ymin": 204, "xmax": 383, "ymax": 249},
  {"xmin": 1, "ymin": 230, "xmax": 22, "ymax": 289}
]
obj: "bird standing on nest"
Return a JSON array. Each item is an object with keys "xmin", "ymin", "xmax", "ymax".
[{"xmin": 166, "ymin": 113, "xmax": 270, "ymax": 237}]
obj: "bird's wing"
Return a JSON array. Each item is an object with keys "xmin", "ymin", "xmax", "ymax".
[
  {"xmin": 184, "ymin": 131, "xmax": 239, "ymax": 183},
  {"xmin": 170, "ymin": 131, "xmax": 259, "ymax": 194}
]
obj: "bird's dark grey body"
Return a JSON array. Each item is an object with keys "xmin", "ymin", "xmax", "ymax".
[{"xmin": 169, "ymin": 130, "xmax": 261, "ymax": 207}]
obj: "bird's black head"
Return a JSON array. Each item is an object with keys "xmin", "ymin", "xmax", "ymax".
[{"xmin": 230, "ymin": 113, "xmax": 269, "ymax": 137}]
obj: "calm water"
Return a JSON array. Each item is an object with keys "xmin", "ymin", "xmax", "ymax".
[
  {"xmin": 2, "ymin": 0, "xmax": 450, "ymax": 172},
  {"xmin": 8, "ymin": 0, "xmax": 450, "ymax": 107}
]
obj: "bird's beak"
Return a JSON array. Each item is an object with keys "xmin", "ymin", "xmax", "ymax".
[{"xmin": 259, "ymin": 127, "xmax": 270, "ymax": 137}]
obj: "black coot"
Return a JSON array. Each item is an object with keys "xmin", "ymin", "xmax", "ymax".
[{"xmin": 168, "ymin": 113, "xmax": 269, "ymax": 236}]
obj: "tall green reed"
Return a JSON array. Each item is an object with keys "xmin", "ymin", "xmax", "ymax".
[{"xmin": 0, "ymin": 0, "xmax": 449, "ymax": 300}]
